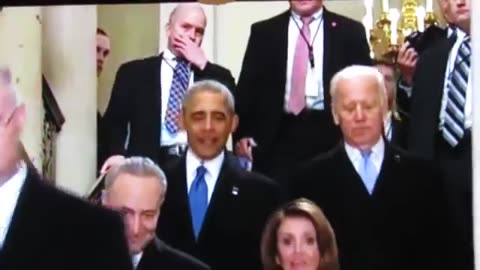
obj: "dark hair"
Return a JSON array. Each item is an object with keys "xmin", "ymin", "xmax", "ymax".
[
  {"xmin": 261, "ymin": 198, "xmax": 339, "ymax": 270},
  {"xmin": 97, "ymin": 27, "xmax": 108, "ymax": 37}
]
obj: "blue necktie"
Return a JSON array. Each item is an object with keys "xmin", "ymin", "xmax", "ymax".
[
  {"xmin": 359, "ymin": 150, "xmax": 377, "ymax": 194},
  {"xmin": 165, "ymin": 60, "xmax": 190, "ymax": 134},
  {"xmin": 189, "ymin": 165, "xmax": 208, "ymax": 239},
  {"xmin": 443, "ymin": 36, "xmax": 471, "ymax": 147}
]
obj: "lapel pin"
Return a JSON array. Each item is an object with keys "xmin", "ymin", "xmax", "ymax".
[
  {"xmin": 394, "ymin": 154, "xmax": 401, "ymax": 162},
  {"xmin": 231, "ymin": 186, "xmax": 239, "ymax": 196},
  {"xmin": 332, "ymin": 22, "xmax": 337, "ymax": 27}
]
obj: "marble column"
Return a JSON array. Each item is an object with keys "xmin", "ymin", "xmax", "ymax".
[
  {"xmin": 0, "ymin": 7, "xmax": 43, "ymax": 169},
  {"xmin": 41, "ymin": 5, "xmax": 97, "ymax": 195}
]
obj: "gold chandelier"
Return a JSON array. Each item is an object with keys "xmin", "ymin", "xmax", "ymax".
[{"xmin": 364, "ymin": 0, "xmax": 441, "ymax": 63}]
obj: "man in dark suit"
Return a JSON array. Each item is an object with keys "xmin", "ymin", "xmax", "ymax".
[
  {"xmin": 101, "ymin": 3, "xmax": 235, "ymax": 173},
  {"xmin": 375, "ymin": 60, "xmax": 408, "ymax": 149},
  {"xmin": 234, "ymin": 0, "xmax": 372, "ymax": 189},
  {"xmin": 292, "ymin": 65, "xmax": 454, "ymax": 270},
  {"xmin": 407, "ymin": 0, "xmax": 472, "ymax": 269},
  {"xmin": 0, "ymin": 67, "xmax": 132, "ymax": 270},
  {"xmin": 97, "ymin": 27, "xmax": 111, "ymax": 173},
  {"xmin": 102, "ymin": 156, "xmax": 209, "ymax": 270},
  {"xmin": 396, "ymin": 0, "xmax": 456, "ymax": 109},
  {"xmin": 157, "ymin": 80, "xmax": 283, "ymax": 270}
]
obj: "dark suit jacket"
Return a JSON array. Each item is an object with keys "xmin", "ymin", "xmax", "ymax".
[
  {"xmin": 407, "ymin": 34, "xmax": 473, "ymax": 270},
  {"xmin": 387, "ymin": 111, "xmax": 408, "ymax": 150},
  {"xmin": 407, "ymin": 36, "xmax": 456, "ymax": 159},
  {"xmin": 0, "ymin": 167, "xmax": 132, "ymax": 270},
  {"xmin": 157, "ymin": 151, "xmax": 283, "ymax": 270},
  {"xmin": 137, "ymin": 237, "xmax": 209, "ymax": 270},
  {"xmin": 102, "ymin": 54, "xmax": 235, "ymax": 164},
  {"xmin": 234, "ymin": 8, "xmax": 372, "ymax": 166},
  {"xmin": 291, "ymin": 142, "xmax": 453, "ymax": 270},
  {"xmin": 97, "ymin": 110, "xmax": 106, "ymax": 174}
]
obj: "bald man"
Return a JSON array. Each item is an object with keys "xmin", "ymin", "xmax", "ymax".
[
  {"xmin": 0, "ymin": 67, "xmax": 132, "ymax": 270},
  {"xmin": 102, "ymin": 3, "xmax": 235, "ymax": 171}
]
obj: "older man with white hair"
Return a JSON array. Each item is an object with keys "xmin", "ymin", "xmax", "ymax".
[
  {"xmin": 0, "ymin": 67, "xmax": 132, "ymax": 270},
  {"xmin": 292, "ymin": 65, "xmax": 456, "ymax": 270},
  {"xmin": 102, "ymin": 156, "xmax": 209, "ymax": 270}
]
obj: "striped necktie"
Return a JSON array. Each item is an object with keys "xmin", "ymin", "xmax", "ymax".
[
  {"xmin": 442, "ymin": 36, "xmax": 471, "ymax": 147},
  {"xmin": 165, "ymin": 60, "xmax": 190, "ymax": 134}
]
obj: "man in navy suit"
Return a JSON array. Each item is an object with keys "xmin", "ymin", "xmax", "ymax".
[
  {"xmin": 157, "ymin": 80, "xmax": 283, "ymax": 270},
  {"xmin": 292, "ymin": 65, "xmax": 454, "ymax": 270}
]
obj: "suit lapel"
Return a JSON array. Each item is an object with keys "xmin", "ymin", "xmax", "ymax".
[
  {"xmin": 371, "ymin": 144, "xmax": 397, "ymax": 196},
  {"xmin": 273, "ymin": 11, "xmax": 291, "ymax": 106},
  {"xmin": 322, "ymin": 9, "xmax": 335, "ymax": 107},
  {"xmin": 197, "ymin": 153, "xmax": 238, "ymax": 242},
  {"xmin": 336, "ymin": 144, "xmax": 374, "ymax": 198},
  {"xmin": 136, "ymin": 238, "xmax": 165, "ymax": 270},
  {"xmin": 428, "ymin": 37, "xmax": 457, "ymax": 124},
  {"xmin": 0, "ymin": 168, "xmax": 37, "ymax": 267},
  {"xmin": 170, "ymin": 156, "xmax": 197, "ymax": 243},
  {"xmin": 153, "ymin": 54, "xmax": 163, "ymax": 144}
]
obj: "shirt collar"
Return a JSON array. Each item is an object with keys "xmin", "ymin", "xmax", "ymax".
[
  {"xmin": 132, "ymin": 252, "xmax": 143, "ymax": 269},
  {"xmin": 344, "ymin": 136, "xmax": 385, "ymax": 162},
  {"xmin": 186, "ymin": 149, "xmax": 224, "ymax": 181},
  {"xmin": 0, "ymin": 162, "xmax": 27, "ymax": 226},
  {"xmin": 162, "ymin": 48, "xmax": 191, "ymax": 70},
  {"xmin": 291, "ymin": 7, "xmax": 323, "ymax": 22},
  {"xmin": 163, "ymin": 48, "xmax": 177, "ymax": 61}
]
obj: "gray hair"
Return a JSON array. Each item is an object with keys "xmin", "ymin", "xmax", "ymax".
[
  {"xmin": 0, "ymin": 66, "xmax": 22, "ymax": 106},
  {"xmin": 182, "ymin": 79, "xmax": 235, "ymax": 114},
  {"xmin": 104, "ymin": 156, "xmax": 168, "ymax": 200},
  {"xmin": 330, "ymin": 65, "xmax": 387, "ymax": 109}
]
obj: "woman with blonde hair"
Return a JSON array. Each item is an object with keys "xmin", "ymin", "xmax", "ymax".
[{"xmin": 261, "ymin": 198, "xmax": 339, "ymax": 270}]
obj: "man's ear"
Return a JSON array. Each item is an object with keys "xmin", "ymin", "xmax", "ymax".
[
  {"xmin": 178, "ymin": 109, "xmax": 185, "ymax": 130},
  {"xmin": 230, "ymin": 113, "xmax": 239, "ymax": 134},
  {"xmin": 14, "ymin": 104, "xmax": 26, "ymax": 130},
  {"xmin": 331, "ymin": 105, "xmax": 340, "ymax": 125}
]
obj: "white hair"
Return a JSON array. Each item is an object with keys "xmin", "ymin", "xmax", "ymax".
[
  {"xmin": 329, "ymin": 65, "xmax": 387, "ymax": 110},
  {"xmin": 104, "ymin": 156, "xmax": 168, "ymax": 202}
]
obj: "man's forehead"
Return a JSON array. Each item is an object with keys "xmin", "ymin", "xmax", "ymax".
[{"xmin": 97, "ymin": 34, "xmax": 110, "ymax": 46}]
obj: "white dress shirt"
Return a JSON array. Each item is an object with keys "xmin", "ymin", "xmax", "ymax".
[
  {"xmin": 439, "ymin": 28, "xmax": 472, "ymax": 130},
  {"xmin": 285, "ymin": 8, "xmax": 325, "ymax": 112},
  {"xmin": 132, "ymin": 252, "xmax": 143, "ymax": 269},
  {"xmin": 186, "ymin": 149, "xmax": 224, "ymax": 204},
  {"xmin": 344, "ymin": 138, "xmax": 385, "ymax": 188},
  {"xmin": 0, "ymin": 162, "xmax": 27, "ymax": 249},
  {"xmin": 160, "ymin": 48, "xmax": 195, "ymax": 146},
  {"xmin": 384, "ymin": 111, "xmax": 392, "ymax": 141}
]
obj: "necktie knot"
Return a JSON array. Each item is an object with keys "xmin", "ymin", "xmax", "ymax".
[
  {"xmin": 360, "ymin": 149, "xmax": 372, "ymax": 159},
  {"xmin": 175, "ymin": 59, "xmax": 189, "ymax": 70},
  {"xmin": 301, "ymin": 16, "xmax": 314, "ymax": 25},
  {"xmin": 196, "ymin": 165, "xmax": 207, "ymax": 179}
]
